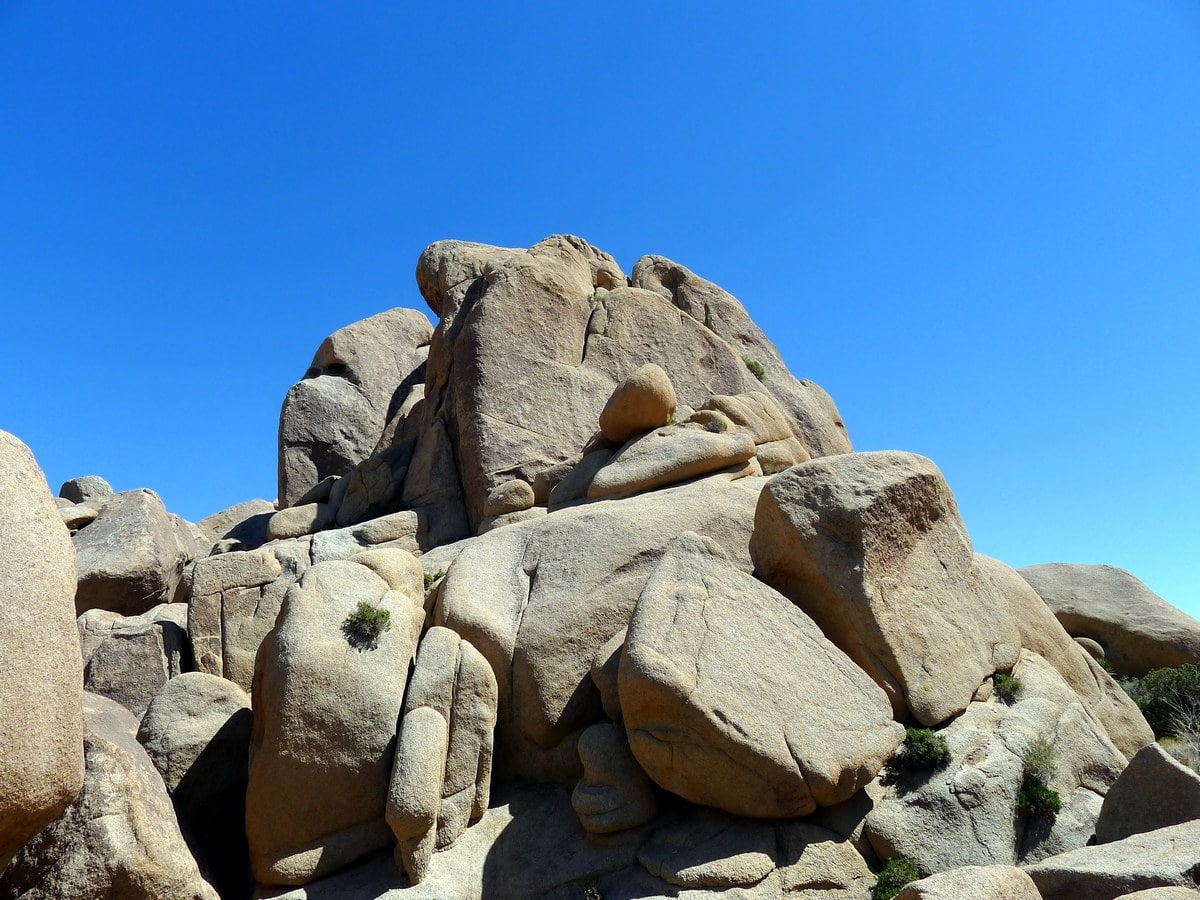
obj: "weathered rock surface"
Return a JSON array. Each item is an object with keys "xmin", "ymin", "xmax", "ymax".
[
  {"xmin": 188, "ymin": 541, "xmax": 308, "ymax": 693},
  {"xmin": 1024, "ymin": 820, "xmax": 1200, "ymax": 898},
  {"xmin": 631, "ymin": 254, "xmax": 851, "ymax": 458},
  {"xmin": 79, "ymin": 603, "xmax": 189, "ymax": 719},
  {"xmin": 59, "ymin": 474, "xmax": 113, "ymax": 504},
  {"xmin": 0, "ymin": 693, "xmax": 217, "ymax": 900},
  {"xmin": 621, "ymin": 532, "xmax": 903, "ymax": 817},
  {"xmin": 197, "ymin": 498, "xmax": 275, "ymax": 551},
  {"xmin": 571, "ymin": 722, "xmax": 658, "ymax": 835},
  {"xmin": 588, "ymin": 424, "xmax": 758, "ymax": 500},
  {"xmin": 388, "ymin": 626, "xmax": 498, "ymax": 884},
  {"xmin": 895, "ymin": 865, "xmax": 1041, "ymax": 899},
  {"xmin": 753, "ymin": 451, "xmax": 1021, "ymax": 725},
  {"xmin": 278, "ymin": 307, "xmax": 432, "ymax": 508},
  {"xmin": 1095, "ymin": 742, "xmax": 1200, "ymax": 844},
  {"xmin": 637, "ymin": 809, "xmax": 777, "ymax": 888},
  {"xmin": 137, "ymin": 672, "xmax": 253, "ymax": 899},
  {"xmin": 1019, "ymin": 563, "xmax": 1200, "ymax": 676},
  {"xmin": 407, "ymin": 236, "xmax": 846, "ymax": 537},
  {"xmin": 978, "ymin": 554, "xmax": 1154, "ymax": 759},
  {"xmin": 435, "ymin": 475, "xmax": 766, "ymax": 781},
  {"xmin": 246, "ymin": 556, "xmax": 426, "ymax": 886},
  {"xmin": 864, "ymin": 651, "xmax": 1128, "ymax": 873},
  {"xmin": 598, "ymin": 363, "xmax": 677, "ymax": 443},
  {"xmin": 0, "ymin": 430, "xmax": 84, "ymax": 874},
  {"xmin": 256, "ymin": 782, "xmax": 651, "ymax": 900},
  {"xmin": 73, "ymin": 488, "xmax": 190, "ymax": 616}
]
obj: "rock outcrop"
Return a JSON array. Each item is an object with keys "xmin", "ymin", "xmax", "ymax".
[
  {"xmin": 0, "ymin": 431, "xmax": 84, "ymax": 874},
  {"xmin": 1019, "ymin": 563, "xmax": 1200, "ymax": 675},
  {"xmin": 0, "ymin": 693, "xmax": 217, "ymax": 900},
  {"xmin": 7, "ymin": 234, "xmax": 1200, "ymax": 900}
]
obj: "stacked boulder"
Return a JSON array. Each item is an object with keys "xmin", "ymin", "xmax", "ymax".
[{"xmin": 3, "ymin": 236, "xmax": 1199, "ymax": 900}]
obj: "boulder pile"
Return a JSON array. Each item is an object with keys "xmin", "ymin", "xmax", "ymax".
[{"xmin": 2, "ymin": 235, "xmax": 1198, "ymax": 899}]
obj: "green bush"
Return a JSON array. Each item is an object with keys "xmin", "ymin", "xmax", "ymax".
[
  {"xmin": 423, "ymin": 569, "xmax": 447, "ymax": 589},
  {"xmin": 993, "ymin": 672, "xmax": 1023, "ymax": 703},
  {"xmin": 342, "ymin": 600, "xmax": 391, "ymax": 649},
  {"xmin": 743, "ymin": 356, "xmax": 766, "ymax": 380},
  {"xmin": 704, "ymin": 417, "xmax": 728, "ymax": 433},
  {"xmin": 1017, "ymin": 737, "xmax": 1061, "ymax": 818},
  {"xmin": 1017, "ymin": 776, "xmax": 1062, "ymax": 817},
  {"xmin": 1120, "ymin": 664, "xmax": 1200, "ymax": 738},
  {"xmin": 897, "ymin": 727, "xmax": 951, "ymax": 771},
  {"xmin": 873, "ymin": 856, "xmax": 920, "ymax": 900}
]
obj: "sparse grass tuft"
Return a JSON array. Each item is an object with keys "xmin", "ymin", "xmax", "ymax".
[
  {"xmin": 572, "ymin": 874, "xmax": 602, "ymax": 900},
  {"xmin": 423, "ymin": 569, "xmax": 447, "ymax": 589},
  {"xmin": 873, "ymin": 856, "xmax": 920, "ymax": 900},
  {"xmin": 743, "ymin": 356, "xmax": 766, "ymax": 380},
  {"xmin": 994, "ymin": 672, "xmax": 1023, "ymax": 703}
]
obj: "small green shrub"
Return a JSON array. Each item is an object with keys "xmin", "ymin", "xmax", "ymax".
[
  {"xmin": 342, "ymin": 601, "xmax": 391, "ymax": 649},
  {"xmin": 667, "ymin": 412, "xmax": 678, "ymax": 426},
  {"xmin": 743, "ymin": 356, "xmax": 766, "ymax": 380},
  {"xmin": 897, "ymin": 727, "xmax": 951, "ymax": 771},
  {"xmin": 993, "ymin": 672, "xmax": 1023, "ymax": 703},
  {"xmin": 1017, "ymin": 776, "xmax": 1062, "ymax": 817},
  {"xmin": 1017, "ymin": 737, "xmax": 1061, "ymax": 818},
  {"xmin": 1120, "ymin": 664, "xmax": 1200, "ymax": 738},
  {"xmin": 423, "ymin": 569, "xmax": 447, "ymax": 589},
  {"xmin": 704, "ymin": 417, "xmax": 728, "ymax": 433},
  {"xmin": 873, "ymin": 856, "xmax": 920, "ymax": 900}
]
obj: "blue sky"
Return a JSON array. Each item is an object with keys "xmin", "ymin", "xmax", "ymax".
[{"xmin": 2, "ymin": 3, "xmax": 1197, "ymax": 616}]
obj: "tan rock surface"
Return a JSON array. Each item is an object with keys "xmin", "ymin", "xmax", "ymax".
[
  {"xmin": 752, "ymin": 451, "xmax": 1021, "ymax": 725},
  {"xmin": 1019, "ymin": 563, "xmax": 1200, "ymax": 676},
  {"xmin": 588, "ymin": 425, "xmax": 757, "ymax": 500},
  {"xmin": 598, "ymin": 363, "xmax": 677, "ymax": 443},
  {"xmin": 246, "ymin": 560, "xmax": 425, "ymax": 886},
  {"xmin": 0, "ymin": 430, "xmax": 84, "ymax": 874},
  {"xmin": 0, "ymin": 693, "xmax": 217, "ymax": 899},
  {"xmin": 895, "ymin": 865, "xmax": 1041, "ymax": 899},
  {"xmin": 1095, "ymin": 743, "xmax": 1200, "ymax": 844},
  {"xmin": 621, "ymin": 532, "xmax": 903, "ymax": 817}
]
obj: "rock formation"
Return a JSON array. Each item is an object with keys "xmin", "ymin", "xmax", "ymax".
[{"xmin": 2, "ymin": 236, "xmax": 1197, "ymax": 900}]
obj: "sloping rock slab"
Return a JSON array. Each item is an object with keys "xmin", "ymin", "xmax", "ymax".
[
  {"xmin": 752, "ymin": 451, "xmax": 1021, "ymax": 726},
  {"xmin": 1024, "ymin": 820, "xmax": 1200, "ymax": 898},
  {"xmin": 621, "ymin": 532, "xmax": 902, "ymax": 817},
  {"xmin": 1095, "ymin": 743, "xmax": 1200, "ymax": 844},
  {"xmin": 435, "ymin": 476, "xmax": 767, "ymax": 782}
]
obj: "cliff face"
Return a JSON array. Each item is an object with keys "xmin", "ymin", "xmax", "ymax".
[{"xmin": 3, "ymin": 236, "xmax": 1198, "ymax": 900}]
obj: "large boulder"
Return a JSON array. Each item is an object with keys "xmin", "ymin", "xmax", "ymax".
[
  {"xmin": 752, "ymin": 451, "xmax": 1021, "ymax": 725},
  {"xmin": 570, "ymin": 723, "xmax": 658, "ymax": 835},
  {"xmin": 978, "ymin": 555, "xmax": 1154, "ymax": 758},
  {"xmin": 58, "ymin": 475, "xmax": 113, "ymax": 504},
  {"xmin": 864, "ymin": 651, "xmax": 1128, "ymax": 873},
  {"xmin": 598, "ymin": 363, "xmax": 677, "ymax": 443},
  {"xmin": 435, "ymin": 475, "xmax": 767, "ymax": 781},
  {"xmin": 620, "ymin": 532, "xmax": 903, "ymax": 817},
  {"xmin": 1024, "ymin": 820, "xmax": 1200, "ymax": 898},
  {"xmin": 188, "ymin": 541, "xmax": 309, "ymax": 693},
  {"xmin": 587, "ymin": 423, "xmax": 757, "ymax": 500},
  {"xmin": 1018, "ymin": 563, "xmax": 1200, "ymax": 676},
  {"xmin": 406, "ymin": 236, "xmax": 846, "ymax": 537},
  {"xmin": 387, "ymin": 627, "xmax": 497, "ymax": 884},
  {"xmin": 73, "ymin": 488, "xmax": 190, "ymax": 616},
  {"xmin": 137, "ymin": 672, "xmax": 254, "ymax": 900},
  {"xmin": 0, "ymin": 693, "xmax": 217, "ymax": 899},
  {"xmin": 79, "ymin": 603, "xmax": 189, "ymax": 719},
  {"xmin": 246, "ymin": 555, "xmax": 426, "ymax": 886},
  {"xmin": 197, "ymin": 498, "xmax": 275, "ymax": 551},
  {"xmin": 0, "ymin": 431, "xmax": 84, "ymax": 873},
  {"xmin": 278, "ymin": 307, "xmax": 432, "ymax": 508},
  {"xmin": 895, "ymin": 866, "xmax": 1041, "ymax": 899},
  {"xmin": 631, "ymin": 253, "xmax": 851, "ymax": 457},
  {"xmin": 1094, "ymin": 743, "xmax": 1200, "ymax": 844}
]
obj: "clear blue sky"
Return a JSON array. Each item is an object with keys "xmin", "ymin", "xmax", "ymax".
[{"xmin": 2, "ymin": 3, "xmax": 1197, "ymax": 617}]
